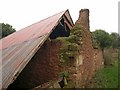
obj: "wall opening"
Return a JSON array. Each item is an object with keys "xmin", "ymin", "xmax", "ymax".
[{"xmin": 50, "ymin": 19, "xmax": 70, "ymax": 39}]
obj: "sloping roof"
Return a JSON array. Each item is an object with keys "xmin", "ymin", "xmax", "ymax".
[{"xmin": 0, "ymin": 10, "xmax": 74, "ymax": 88}]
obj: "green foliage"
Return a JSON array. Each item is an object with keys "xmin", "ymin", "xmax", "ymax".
[
  {"xmin": 103, "ymin": 49, "xmax": 113, "ymax": 66},
  {"xmin": 56, "ymin": 25, "xmax": 83, "ymax": 63},
  {"xmin": 95, "ymin": 61, "xmax": 118, "ymax": 88},
  {"xmin": 71, "ymin": 24, "xmax": 82, "ymax": 32},
  {"xmin": 118, "ymin": 49, "xmax": 120, "ymax": 60},
  {"xmin": 88, "ymin": 60, "xmax": 118, "ymax": 88},
  {"xmin": 92, "ymin": 34, "xmax": 99, "ymax": 49},
  {"xmin": 57, "ymin": 37, "xmax": 79, "ymax": 63},
  {"xmin": 118, "ymin": 36, "xmax": 120, "ymax": 48},
  {"xmin": 110, "ymin": 32, "xmax": 120, "ymax": 48},
  {"xmin": 59, "ymin": 71, "xmax": 69, "ymax": 78},
  {"xmin": 0, "ymin": 23, "xmax": 16, "ymax": 39},
  {"xmin": 70, "ymin": 25, "xmax": 83, "ymax": 36},
  {"xmin": 66, "ymin": 35, "xmax": 80, "ymax": 44},
  {"xmin": 92, "ymin": 29, "xmax": 112, "ymax": 50}
]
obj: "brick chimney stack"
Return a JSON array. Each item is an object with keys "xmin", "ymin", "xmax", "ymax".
[{"xmin": 75, "ymin": 9, "xmax": 90, "ymax": 31}]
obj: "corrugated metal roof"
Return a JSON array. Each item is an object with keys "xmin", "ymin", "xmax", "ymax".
[{"xmin": 0, "ymin": 10, "xmax": 74, "ymax": 89}]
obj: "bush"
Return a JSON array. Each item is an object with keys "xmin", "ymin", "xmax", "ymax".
[
  {"xmin": 55, "ymin": 25, "xmax": 83, "ymax": 64},
  {"xmin": 103, "ymin": 49, "xmax": 113, "ymax": 66},
  {"xmin": 104, "ymin": 53, "xmax": 112, "ymax": 66},
  {"xmin": 118, "ymin": 49, "xmax": 120, "ymax": 61}
]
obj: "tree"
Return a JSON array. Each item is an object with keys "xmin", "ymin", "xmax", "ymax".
[
  {"xmin": 110, "ymin": 32, "xmax": 120, "ymax": 48},
  {"xmin": 118, "ymin": 36, "xmax": 120, "ymax": 48},
  {"xmin": 92, "ymin": 29, "xmax": 112, "ymax": 51},
  {"xmin": 0, "ymin": 23, "xmax": 16, "ymax": 39}
]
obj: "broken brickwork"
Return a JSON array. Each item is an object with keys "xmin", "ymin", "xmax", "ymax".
[
  {"xmin": 74, "ymin": 9, "xmax": 103, "ymax": 88},
  {"xmin": 7, "ymin": 9, "xmax": 103, "ymax": 89}
]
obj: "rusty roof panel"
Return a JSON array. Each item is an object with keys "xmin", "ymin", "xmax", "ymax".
[
  {"xmin": 64, "ymin": 10, "xmax": 74, "ymax": 26},
  {"xmin": 2, "ymin": 35, "xmax": 48, "ymax": 88},
  {"xmin": 0, "ymin": 10, "xmax": 66, "ymax": 50},
  {"xmin": 0, "ymin": 10, "xmax": 74, "ymax": 88}
]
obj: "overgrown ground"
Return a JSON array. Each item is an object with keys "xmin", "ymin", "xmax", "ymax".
[
  {"xmin": 64, "ymin": 58, "xmax": 119, "ymax": 88},
  {"xmin": 87, "ymin": 59, "xmax": 118, "ymax": 88}
]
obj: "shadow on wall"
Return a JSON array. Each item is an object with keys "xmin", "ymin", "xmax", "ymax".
[{"xmin": 7, "ymin": 39, "xmax": 62, "ymax": 89}]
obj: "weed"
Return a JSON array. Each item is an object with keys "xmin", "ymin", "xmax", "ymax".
[{"xmin": 88, "ymin": 60, "xmax": 118, "ymax": 88}]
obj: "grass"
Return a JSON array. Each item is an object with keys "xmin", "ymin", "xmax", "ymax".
[{"xmin": 88, "ymin": 60, "xmax": 118, "ymax": 88}]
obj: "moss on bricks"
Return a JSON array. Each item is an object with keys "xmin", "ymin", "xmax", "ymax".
[{"xmin": 54, "ymin": 25, "xmax": 82, "ymax": 63}]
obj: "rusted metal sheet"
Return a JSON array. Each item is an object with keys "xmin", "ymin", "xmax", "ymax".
[
  {"xmin": 0, "ymin": 10, "xmax": 74, "ymax": 89},
  {"xmin": 64, "ymin": 10, "xmax": 74, "ymax": 27},
  {"xmin": 0, "ymin": 11, "xmax": 66, "ymax": 50},
  {"xmin": 2, "ymin": 35, "xmax": 48, "ymax": 88}
]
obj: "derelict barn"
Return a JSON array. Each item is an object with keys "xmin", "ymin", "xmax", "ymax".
[{"xmin": 1, "ymin": 10, "xmax": 74, "ymax": 89}]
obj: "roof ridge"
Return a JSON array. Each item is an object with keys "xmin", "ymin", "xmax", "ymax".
[
  {"xmin": 17, "ymin": 10, "xmax": 67, "ymax": 32},
  {"xmin": 0, "ymin": 10, "xmax": 68, "ymax": 50},
  {"xmin": 1, "ymin": 10, "xmax": 67, "ymax": 40}
]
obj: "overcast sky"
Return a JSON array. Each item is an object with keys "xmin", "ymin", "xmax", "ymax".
[{"xmin": 0, "ymin": 0, "xmax": 119, "ymax": 33}]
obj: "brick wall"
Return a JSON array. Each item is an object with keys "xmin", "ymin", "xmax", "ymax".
[
  {"xmin": 7, "ymin": 9, "xmax": 104, "ymax": 89},
  {"xmin": 7, "ymin": 39, "xmax": 62, "ymax": 89},
  {"xmin": 74, "ymin": 9, "xmax": 103, "ymax": 88}
]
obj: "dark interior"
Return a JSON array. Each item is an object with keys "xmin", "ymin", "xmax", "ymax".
[{"xmin": 50, "ymin": 19, "xmax": 70, "ymax": 39}]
